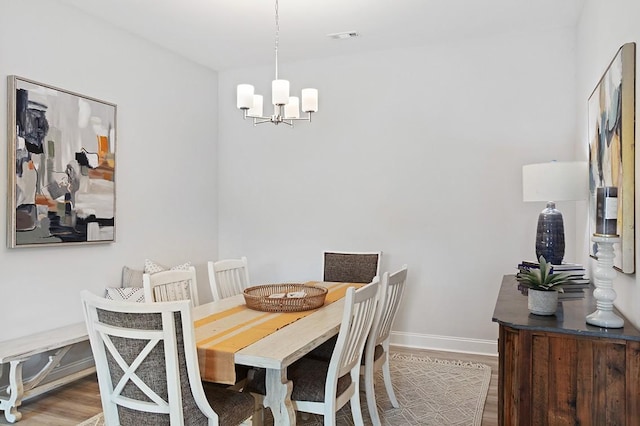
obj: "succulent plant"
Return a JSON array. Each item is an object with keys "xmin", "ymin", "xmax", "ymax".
[{"xmin": 518, "ymin": 256, "xmax": 571, "ymax": 292}]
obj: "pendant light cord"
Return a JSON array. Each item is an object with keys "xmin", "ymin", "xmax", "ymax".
[{"xmin": 274, "ymin": 0, "xmax": 279, "ymax": 80}]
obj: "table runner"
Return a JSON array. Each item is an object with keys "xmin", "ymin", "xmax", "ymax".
[{"xmin": 195, "ymin": 281, "xmax": 359, "ymax": 384}]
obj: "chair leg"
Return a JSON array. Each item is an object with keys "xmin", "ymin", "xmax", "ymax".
[
  {"xmin": 320, "ymin": 402, "xmax": 337, "ymax": 426},
  {"xmin": 364, "ymin": 361, "xmax": 381, "ymax": 426},
  {"xmin": 349, "ymin": 372, "xmax": 366, "ymax": 426},
  {"xmin": 323, "ymin": 414, "xmax": 337, "ymax": 426},
  {"xmin": 381, "ymin": 356, "xmax": 399, "ymax": 408},
  {"xmin": 251, "ymin": 394, "xmax": 264, "ymax": 426},
  {"xmin": 322, "ymin": 395, "xmax": 338, "ymax": 426}
]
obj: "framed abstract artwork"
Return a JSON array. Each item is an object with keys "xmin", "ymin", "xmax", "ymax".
[
  {"xmin": 7, "ymin": 76, "xmax": 117, "ymax": 248},
  {"xmin": 588, "ymin": 43, "xmax": 636, "ymax": 273}
]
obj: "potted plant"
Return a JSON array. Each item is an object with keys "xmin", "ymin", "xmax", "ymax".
[{"xmin": 518, "ymin": 256, "xmax": 571, "ymax": 315}]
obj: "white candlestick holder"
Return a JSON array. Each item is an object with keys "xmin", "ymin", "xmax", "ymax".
[{"xmin": 586, "ymin": 235, "xmax": 624, "ymax": 328}]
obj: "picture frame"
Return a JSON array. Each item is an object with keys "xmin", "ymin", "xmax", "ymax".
[
  {"xmin": 588, "ymin": 43, "xmax": 636, "ymax": 273},
  {"xmin": 7, "ymin": 76, "xmax": 117, "ymax": 248}
]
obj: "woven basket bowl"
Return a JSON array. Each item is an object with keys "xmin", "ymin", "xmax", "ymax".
[{"xmin": 243, "ymin": 283, "xmax": 328, "ymax": 312}]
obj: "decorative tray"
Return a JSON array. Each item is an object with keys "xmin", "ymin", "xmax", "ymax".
[{"xmin": 243, "ymin": 283, "xmax": 328, "ymax": 312}]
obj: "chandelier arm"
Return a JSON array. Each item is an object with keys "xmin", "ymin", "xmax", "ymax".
[
  {"xmin": 244, "ymin": 108, "xmax": 313, "ymax": 125},
  {"xmin": 243, "ymin": 109, "xmax": 269, "ymax": 121},
  {"xmin": 253, "ymin": 118, "xmax": 274, "ymax": 126},
  {"xmin": 252, "ymin": 118, "xmax": 293, "ymax": 127},
  {"xmin": 297, "ymin": 113, "xmax": 313, "ymax": 122},
  {"xmin": 284, "ymin": 115, "xmax": 312, "ymax": 122}
]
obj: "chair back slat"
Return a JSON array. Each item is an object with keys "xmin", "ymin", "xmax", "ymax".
[
  {"xmin": 323, "ymin": 251, "xmax": 382, "ymax": 283},
  {"xmin": 373, "ymin": 265, "xmax": 408, "ymax": 346},
  {"xmin": 208, "ymin": 257, "xmax": 250, "ymax": 301},
  {"xmin": 142, "ymin": 266, "xmax": 199, "ymax": 306}
]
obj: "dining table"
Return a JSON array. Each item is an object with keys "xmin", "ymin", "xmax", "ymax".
[{"xmin": 191, "ymin": 281, "xmax": 358, "ymax": 426}]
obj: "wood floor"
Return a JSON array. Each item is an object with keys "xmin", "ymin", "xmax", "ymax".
[{"xmin": 0, "ymin": 347, "xmax": 499, "ymax": 426}]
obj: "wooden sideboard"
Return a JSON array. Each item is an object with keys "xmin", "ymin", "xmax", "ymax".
[{"xmin": 492, "ymin": 275, "xmax": 640, "ymax": 426}]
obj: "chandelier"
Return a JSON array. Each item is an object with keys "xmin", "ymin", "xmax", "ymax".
[{"xmin": 236, "ymin": 0, "xmax": 318, "ymax": 126}]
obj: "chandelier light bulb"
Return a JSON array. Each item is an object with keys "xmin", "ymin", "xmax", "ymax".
[
  {"xmin": 237, "ymin": 84, "xmax": 254, "ymax": 110},
  {"xmin": 248, "ymin": 94, "xmax": 263, "ymax": 118},
  {"xmin": 272, "ymin": 80, "xmax": 290, "ymax": 105},
  {"xmin": 284, "ymin": 96, "xmax": 299, "ymax": 119},
  {"xmin": 301, "ymin": 88, "xmax": 318, "ymax": 113}
]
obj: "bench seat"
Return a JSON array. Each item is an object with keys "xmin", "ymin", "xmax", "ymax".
[{"xmin": 0, "ymin": 322, "xmax": 95, "ymax": 423}]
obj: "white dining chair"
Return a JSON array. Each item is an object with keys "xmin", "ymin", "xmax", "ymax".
[
  {"xmin": 207, "ymin": 257, "xmax": 251, "ymax": 301},
  {"xmin": 80, "ymin": 291, "xmax": 255, "ymax": 425},
  {"xmin": 246, "ymin": 278, "xmax": 380, "ymax": 425},
  {"xmin": 363, "ymin": 264, "xmax": 408, "ymax": 425},
  {"xmin": 142, "ymin": 266, "xmax": 199, "ymax": 306},
  {"xmin": 323, "ymin": 250, "xmax": 382, "ymax": 283}
]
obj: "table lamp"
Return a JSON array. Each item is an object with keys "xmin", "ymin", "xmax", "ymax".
[{"xmin": 522, "ymin": 161, "xmax": 588, "ymax": 265}]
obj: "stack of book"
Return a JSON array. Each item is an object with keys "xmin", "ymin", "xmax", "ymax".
[{"xmin": 516, "ymin": 260, "xmax": 590, "ymax": 300}]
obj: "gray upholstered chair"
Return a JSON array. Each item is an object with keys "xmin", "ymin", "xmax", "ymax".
[
  {"xmin": 323, "ymin": 251, "xmax": 382, "ymax": 283},
  {"xmin": 246, "ymin": 279, "xmax": 380, "ymax": 425},
  {"xmin": 81, "ymin": 290, "xmax": 255, "ymax": 425}
]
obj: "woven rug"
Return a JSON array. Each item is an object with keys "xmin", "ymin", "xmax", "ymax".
[{"xmin": 77, "ymin": 354, "xmax": 491, "ymax": 426}]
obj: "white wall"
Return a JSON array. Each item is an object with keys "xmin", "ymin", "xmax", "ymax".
[
  {"xmin": 0, "ymin": 1, "xmax": 605, "ymax": 356},
  {"xmin": 0, "ymin": 0, "xmax": 219, "ymax": 341},
  {"xmin": 576, "ymin": 0, "xmax": 640, "ymax": 328},
  {"xmin": 218, "ymin": 28, "xmax": 578, "ymax": 354}
]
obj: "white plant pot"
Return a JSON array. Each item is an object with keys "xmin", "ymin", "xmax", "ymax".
[{"xmin": 528, "ymin": 288, "xmax": 559, "ymax": 316}]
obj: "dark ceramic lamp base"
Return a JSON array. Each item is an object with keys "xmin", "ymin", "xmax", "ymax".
[{"xmin": 535, "ymin": 202, "xmax": 565, "ymax": 265}]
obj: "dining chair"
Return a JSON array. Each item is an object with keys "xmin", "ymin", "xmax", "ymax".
[
  {"xmin": 207, "ymin": 256, "xmax": 251, "ymax": 301},
  {"xmin": 363, "ymin": 264, "xmax": 408, "ymax": 425},
  {"xmin": 207, "ymin": 256, "xmax": 256, "ymax": 391},
  {"xmin": 323, "ymin": 250, "xmax": 382, "ymax": 283},
  {"xmin": 80, "ymin": 290, "xmax": 255, "ymax": 425},
  {"xmin": 142, "ymin": 266, "xmax": 199, "ymax": 306},
  {"xmin": 246, "ymin": 278, "xmax": 380, "ymax": 425}
]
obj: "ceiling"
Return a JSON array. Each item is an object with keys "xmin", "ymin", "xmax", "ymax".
[{"xmin": 59, "ymin": 0, "xmax": 584, "ymax": 71}]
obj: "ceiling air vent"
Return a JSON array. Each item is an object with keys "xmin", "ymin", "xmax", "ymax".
[{"xmin": 327, "ymin": 31, "xmax": 359, "ymax": 40}]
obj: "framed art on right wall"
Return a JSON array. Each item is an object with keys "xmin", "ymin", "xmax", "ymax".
[{"xmin": 588, "ymin": 42, "xmax": 636, "ymax": 273}]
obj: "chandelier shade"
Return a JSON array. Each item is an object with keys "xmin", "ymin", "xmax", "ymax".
[
  {"xmin": 236, "ymin": 0, "xmax": 318, "ymax": 126},
  {"xmin": 236, "ymin": 84, "xmax": 254, "ymax": 109}
]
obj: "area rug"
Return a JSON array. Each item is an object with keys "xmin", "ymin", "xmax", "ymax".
[{"xmin": 77, "ymin": 354, "xmax": 491, "ymax": 426}]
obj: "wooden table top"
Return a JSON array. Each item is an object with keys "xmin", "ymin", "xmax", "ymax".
[{"xmin": 192, "ymin": 281, "xmax": 352, "ymax": 378}]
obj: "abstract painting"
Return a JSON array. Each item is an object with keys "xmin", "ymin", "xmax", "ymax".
[
  {"xmin": 588, "ymin": 43, "xmax": 636, "ymax": 273},
  {"xmin": 7, "ymin": 76, "xmax": 117, "ymax": 248}
]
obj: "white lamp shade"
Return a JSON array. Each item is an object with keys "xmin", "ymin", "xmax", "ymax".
[
  {"xmin": 284, "ymin": 96, "xmax": 299, "ymax": 119},
  {"xmin": 272, "ymin": 80, "xmax": 290, "ymax": 105},
  {"xmin": 301, "ymin": 88, "xmax": 318, "ymax": 112},
  {"xmin": 523, "ymin": 161, "xmax": 588, "ymax": 202},
  {"xmin": 237, "ymin": 84, "xmax": 254, "ymax": 109},
  {"xmin": 247, "ymin": 95, "xmax": 263, "ymax": 118}
]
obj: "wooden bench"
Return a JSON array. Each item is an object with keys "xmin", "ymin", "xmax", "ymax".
[{"xmin": 0, "ymin": 322, "xmax": 96, "ymax": 423}]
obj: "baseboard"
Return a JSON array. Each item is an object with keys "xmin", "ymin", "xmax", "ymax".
[{"xmin": 390, "ymin": 331, "xmax": 498, "ymax": 356}]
